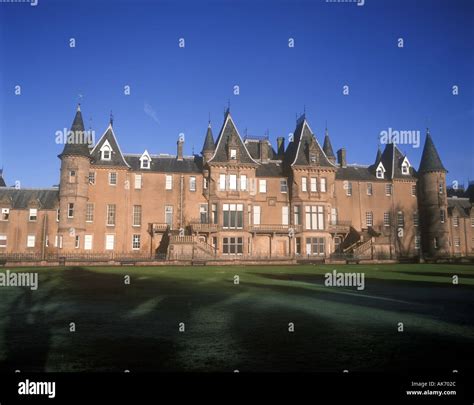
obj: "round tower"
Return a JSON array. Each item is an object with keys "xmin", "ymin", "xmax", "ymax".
[
  {"xmin": 57, "ymin": 104, "xmax": 91, "ymax": 251},
  {"xmin": 417, "ymin": 130, "xmax": 449, "ymax": 258}
]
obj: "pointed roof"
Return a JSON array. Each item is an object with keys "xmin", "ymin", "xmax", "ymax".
[
  {"xmin": 208, "ymin": 112, "xmax": 257, "ymax": 164},
  {"xmin": 90, "ymin": 123, "xmax": 130, "ymax": 168},
  {"xmin": 202, "ymin": 123, "xmax": 215, "ymax": 153},
  {"xmin": 375, "ymin": 147, "xmax": 382, "ymax": 164},
  {"xmin": 418, "ymin": 131, "xmax": 447, "ymax": 173},
  {"xmin": 285, "ymin": 117, "xmax": 334, "ymax": 167},
  {"xmin": 322, "ymin": 129, "xmax": 335, "ymax": 159},
  {"xmin": 59, "ymin": 104, "xmax": 91, "ymax": 158},
  {"xmin": 0, "ymin": 169, "xmax": 5, "ymax": 187},
  {"xmin": 374, "ymin": 143, "xmax": 416, "ymax": 179}
]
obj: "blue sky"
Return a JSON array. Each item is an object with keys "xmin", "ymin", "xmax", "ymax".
[{"xmin": 0, "ymin": 0, "xmax": 472, "ymax": 187}]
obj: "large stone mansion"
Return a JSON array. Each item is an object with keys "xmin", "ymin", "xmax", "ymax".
[{"xmin": 0, "ymin": 105, "xmax": 473, "ymax": 263}]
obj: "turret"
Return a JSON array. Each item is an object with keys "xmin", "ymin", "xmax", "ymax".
[
  {"xmin": 57, "ymin": 104, "xmax": 91, "ymax": 250},
  {"xmin": 201, "ymin": 122, "xmax": 215, "ymax": 165},
  {"xmin": 323, "ymin": 127, "xmax": 336, "ymax": 164},
  {"xmin": 417, "ymin": 130, "xmax": 449, "ymax": 257}
]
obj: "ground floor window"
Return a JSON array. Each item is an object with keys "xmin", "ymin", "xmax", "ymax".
[
  {"xmin": 0, "ymin": 234, "xmax": 6, "ymax": 248},
  {"xmin": 334, "ymin": 236, "xmax": 342, "ymax": 252},
  {"xmin": 223, "ymin": 237, "xmax": 243, "ymax": 254},
  {"xmin": 295, "ymin": 237, "xmax": 301, "ymax": 255},
  {"xmin": 132, "ymin": 234, "xmax": 141, "ymax": 250},
  {"xmin": 306, "ymin": 237, "xmax": 325, "ymax": 256}
]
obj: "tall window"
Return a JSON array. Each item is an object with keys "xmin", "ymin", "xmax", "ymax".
[
  {"xmin": 415, "ymin": 235, "xmax": 420, "ymax": 250},
  {"xmin": 165, "ymin": 206, "xmax": 173, "ymax": 227},
  {"xmin": 101, "ymin": 146, "xmax": 111, "ymax": 161},
  {"xmin": 301, "ymin": 177, "xmax": 307, "ymax": 192},
  {"xmin": 223, "ymin": 237, "xmax": 243, "ymax": 254},
  {"xmin": 440, "ymin": 209, "xmax": 446, "ymax": 223},
  {"xmin": 135, "ymin": 174, "xmax": 142, "ymax": 189},
  {"xmin": 223, "ymin": 204, "xmax": 243, "ymax": 229},
  {"xmin": 367, "ymin": 183, "xmax": 373, "ymax": 196},
  {"xmin": 305, "ymin": 206, "xmax": 324, "ymax": 230},
  {"xmin": 68, "ymin": 203, "xmax": 74, "ymax": 218},
  {"xmin": 27, "ymin": 235, "xmax": 35, "ymax": 248},
  {"xmin": 411, "ymin": 184, "xmax": 417, "ymax": 196},
  {"xmin": 75, "ymin": 235, "xmax": 80, "ymax": 249},
  {"xmin": 1, "ymin": 208, "xmax": 10, "ymax": 221},
  {"xmin": 454, "ymin": 237, "xmax": 460, "ymax": 248},
  {"xmin": 86, "ymin": 203, "xmax": 94, "ymax": 222},
  {"xmin": 346, "ymin": 182, "xmax": 352, "ymax": 196},
  {"xmin": 310, "ymin": 177, "xmax": 317, "ymax": 192},
  {"xmin": 331, "ymin": 208, "xmax": 337, "ymax": 225},
  {"xmin": 229, "ymin": 175, "xmax": 237, "ymax": 191},
  {"xmin": 0, "ymin": 235, "xmax": 7, "ymax": 248},
  {"xmin": 282, "ymin": 206, "xmax": 289, "ymax": 225},
  {"xmin": 29, "ymin": 208, "xmax": 37, "ymax": 221},
  {"xmin": 397, "ymin": 211, "xmax": 404, "ymax": 228},
  {"xmin": 413, "ymin": 212, "xmax": 419, "ymax": 227},
  {"xmin": 189, "ymin": 176, "xmax": 196, "ymax": 192},
  {"xmin": 107, "ymin": 204, "xmax": 116, "ymax": 226},
  {"xmin": 453, "ymin": 216, "xmax": 459, "ymax": 227},
  {"xmin": 203, "ymin": 178, "xmax": 208, "ymax": 190},
  {"xmin": 294, "ymin": 205, "xmax": 301, "ymax": 225},
  {"xmin": 133, "ymin": 205, "xmax": 142, "ymax": 227},
  {"xmin": 84, "ymin": 235, "xmax": 93, "ymax": 250},
  {"xmin": 439, "ymin": 183, "xmax": 443, "ymax": 194},
  {"xmin": 69, "ymin": 170, "xmax": 76, "ymax": 183},
  {"xmin": 280, "ymin": 179, "xmax": 288, "ymax": 193},
  {"xmin": 240, "ymin": 175, "xmax": 247, "ymax": 191},
  {"xmin": 219, "ymin": 174, "xmax": 226, "ymax": 191},
  {"xmin": 109, "ymin": 172, "xmax": 117, "ymax": 185},
  {"xmin": 200, "ymin": 204, "xmax": 208, "ymax": 224},
  {"xmin": 230, "ymin": 148, "xmax": 237, "ymax": 160},
  {"xmin": 385, "ymin": 184, "xmax": 393, "ymax": 196},
  {"xmin": 320, "ymin": 178, "xmax": 327, "ymax": 193},
  {"xmin": 211, "ymin": 204, "xmax": 218, "ymax": 224},
  {"xmin": 259, "ymin": 179, "xmax": 267, "ymax": 193},
  {"xmin": 384, "ymin": 212, "xmax": 390, "ymax": 227},
  {"xmin": 88, "ymin": 172, "xmax": 96, "ymax": 185},
  {"xmin": 165, "ymin": 175, "xmax": 173, "ymax": 190},
  {"xmin": 253, "ymin": 206, "xmax": 261, "ymax": 225},
  {"xmin": 132, "ymin": 234, "xmax": 141, "ymax": 250},
  {"xmin": 105, "ymin": 234, "xmax": 115, "ymax": 250},
  {"xmin": 366, "ymin": 211, "xmax": 373, "ymax": 227}
]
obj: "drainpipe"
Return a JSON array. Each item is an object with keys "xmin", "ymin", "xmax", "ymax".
[{"xmin": 180, "ymin": 174, "xmax": 184, "ymax": 229}]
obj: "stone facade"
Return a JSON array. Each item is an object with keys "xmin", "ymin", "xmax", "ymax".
[{"xmin": 0, "ymin": 106, "xmax": 473, "ymax": 262}]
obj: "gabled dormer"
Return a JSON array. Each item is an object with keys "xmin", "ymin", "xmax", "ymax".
[
  {"xmin": 401, "ymin": 156, "xmax": 411, "ymax": 175},
  {"xmin": 100, "ymin": 139, "xmax": 113, "ymax": 161},
  {"xmin": 376, "ymin": 161, "xmax": 386, "ymax": 179},
  {"xmin": 90, "ymin": 122, "xmax": 130, "ymax": 168},
  {"xmin": 139, "ymin": 150, "xmax": 152, "ymax": 169}
]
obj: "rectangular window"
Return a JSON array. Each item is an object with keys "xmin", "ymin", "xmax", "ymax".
[
  {"xmin": 1, "ymin": 208, "xmax": 10, "ymax": 221},
  {"xmin": 132, "ymin": 234, "xmax": 141, "ymax": 250},
  {"xmin": 280, "ymin": 179, "xmax": 288, "ymax": 193},
  {"xmin": 253, "ymin": 205, "xmax": 261, "ymax": 225},
  {"xmin": 200, "ymin": 204, "xmax": 208, "ymax": 224},
  {"xmin": 454, "ymin": 237, "xmax": 460, "ymax": 248},
  {"xmin": 29, "ymin": 208, "xmax": 37, "ymax": 221},
  {"xmin": 56, "ymin": 209, "xmax": 60, "ymax": 222},
  {"xmin": 439, "ymin": 183, "xmax": 443, "ymax": 194},
  {"xmin": 440, "ymin": 209, "xmax": 445, "ymax": 223},
  {"xmin": 229, "ymin": 174, "xmax": 237, "ymax": 191},
  {"xmin": 230, "ymin": 148, "xmax": 237, "ymax": 159},
  {"xmin": 240, "ymin": 175, "xmax": 247, "ymax": 191},
  {"xmin": 294, "ymin": 205, "xmax": 301, "ymax": 225},
  {"xmin": 109, "ymin": 172, "xmax": 117, "ymax": 186},
  {"xmin": 310, "ymin": 177, "xmax": 317, "ymax": 192},
  {"xmin": 384, "ymin": 212, "xmax": 390, "ymax": 227},
  {"xmin": 55, "ymin": 235, "xmax": 63, "ymax": 249},
  {"xmin": 471, "ymin": 217, "xmax": 474, "ymax": 227},
  {"xmin": 135, "ymin": 174, "xmax": 142, "ymax": 189},
  {"xmin": 306, "ymin": 237, "xmax": 325, "ymax": 256},
  {"xmin": 346, "ymin": 182, "xmax": 352, "ymax": 196},
  {"xmin": 0, "ymin": 235, "xmax": 7, "ymax": 248},
  {"xmin": 331, "ymin": 208, "xmax": 337, "ymax": 225},
  {"xmin": 282, "ymin": 206, "xmax": 289, "ymax": 226},
  {"xmin": 75, "ymin": 235, "xmax": 80, "ymax": 249},
  {"xmin": 385, "ymin": 184, "xmax": 393, "ymax": 196},
  {"xmin": 133, "ymin": 205, "xmax": 142, "ymax": 227},
  {"xmin": 320, "ymin": 178, "xmax": 327, "ymax": 193},
  {"xmin": 259, "ymin": 179, "xmax": 267, "ymax": 193},
  {"xmin": 69, "ymin": 170, "xmax": 76, "ymax": 183},
  {"xmin": 411, "ymin": 184, "xmax": 416, "ymax": 196},
  {"xmin": 165, "ymin": 205, "xmax": 173, "ymax": 228},
  {"xmin": 84, "ymin": 235, "xmax": 93, "ymax": 250},
  {"xmin": 27, "ymin": 235, "xmax": 35, "ymax": 248},
  {"xmin": 107, "ymin": 204, "xmax": 116, "ymax": 226},
  {"xmin": 86, "ymin": 203, "xmax": 94, "ymax": 222},
  {"xmin": 189, "ymin": 176, "xmax": 196, "ymax": 191},
  {"xmin": 211, "ymin": 204, "xmax": 218, "ymax": 225},
  {"xmin": 68, "ymin": 203, "xmax": 74, "ymax": 218},
  {"xmin": 453, "ymin": 216, "xmax": 459, "ymax": 227},
  {"xmin": 367, "ymin": 183, "xmax": 373, "ymax": 196},
  {"xmin": 415, "ymin": 235, "xmax": 420, "ymax": 250},
  {"xmin": 295, "ymin": 237, "xmax": 301, "ymax": 255},
  {"xmin": 413, "ymin": 212, "xmax": 419, "ymax": 227},
  {"xmin": 301, "ymin": 177, "xmax": 307, "ymax": 192},
  {"xmin": 105, "ymin": 234, "xmax": 115, "ymax": 250},
  {"xmin": 305, "ymin": 206, "xmax": 324, "ymax": 230},
  {"xmin": 366, "ymin": 211, "xmax": 373, "ymax": 227},
  {"xmin": 88, "ymin": 172, "xmax": 95, "ymax": 185},
  {"xmin": 434, "ymin": 237, "xmax": 439, "ymax": 249},
  {"xmin": 223, "ymin": 237, "xmax": 243, "ymax": 255},
  {"xmin": 203, "ymin": 178, "xmax": 208, "ymax": 190},
  {"xmin": 219, "ymin": 174, "xmax": 226, "ymax": 191},
  {"xmin": 223, "ymin": 203, "xmax": 244, "ymax": 229},
  {"xmin": 165, "ymin": 175, "xmax": 173, "ymax": 190},
  {"xmin": 397, "ymin": 211, "xmax": 405, "ymax": 228}
]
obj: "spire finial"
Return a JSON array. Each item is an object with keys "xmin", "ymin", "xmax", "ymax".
[
  {"xmin": 77, "ymin": 103, "xmax": 81, "ymax": 112},
  {"xmin": 208, "ymin": 112, "xmax": 211, "ymax": 126},
  {"xmin": 110, "ymin": 110, "xmax": 114, "ymax": 127}
]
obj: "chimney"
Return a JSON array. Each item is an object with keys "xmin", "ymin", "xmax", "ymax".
[
  {"xmin": 337, "ymin": 148, "xmax": 346, "ymax": 168},
  {"xmin": 259, "ymin": 140, "xmax": 269, "ymax": 162},
  {"xmin": 277, "ymin": 137, "xmax": 285, "ymax": 158},
  {"xmin": 177, "ymin": 137, "xmax": 184, "ymax": 161}
]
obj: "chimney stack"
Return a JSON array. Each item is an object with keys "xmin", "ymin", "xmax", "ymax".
[
  {"xmin": 177, "ymin": 137, "xmax": 184, "ymax": 161},
  {"xmin": 277, "ymin": 137, "xmax": 285, "ymax": 158},
  {"xmin": 259, "ymin": 140, "xmax": 269, "ymax": 162},
  {"xmin": 337, "ymin": 148, "xmax": 346, "ymax": 168}
]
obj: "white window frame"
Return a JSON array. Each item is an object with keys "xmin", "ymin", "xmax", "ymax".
[
  {"xmin": 132, "ymin": 234, "xmax": 141, "ymax": 250},
  {"xmin": 189, "ymin": 176, "xmax": 197, "ymax": 192},
  {"xmin": 109, "ymin": 172, "xmax": 117, "ymax": 186},
  {"xmin": 29, "ymin": 208, "xmax": 37, "ymax": 221},
  {"xmin": 366, "ymin": 211, "xmax": 373, "ymax": 227},
  {"xmin": 301, "ymin": 177, "xmax": 307, "ymax": 192},
  {"xmin": 68, "ymin": 203, "xmax": 74, "ymax": 218},
  {"xmin": 165, "ymin": 174, "xmax": 173, "ymax": 190},
  {"xmin": 320, "ymin": 178, "xmax": 327, "ymax": 193},
  {"xmin": 133, "ymin": 205, "xmax": 142, "ymax": 227},
  {"xmin": 84, "ymin": 235, "xmax": 93, "ymax": 250},
  {"xmin": 230, "ymin": 148, "xmax": 237, "ymax": 160},
  {"xmin": 219, "ymin": 174, "xmax": 226, "ymax": 191},
  {"xmin": 27, "ymin": 235, "xmax": 35, "ymax": 248},
  {"xmin": 229, "ymin": 174, "xmax": 237, "ymax": 191},
  {"xmin": 86, "ymin": 203, "xmax": 94, "ymax": 223},
  {"xmin": 280, "ymin": 179, "xmax": 288, "ymax": 193},
  {"xmin": 259, "ymin": 179, "xmax": 267, "ymax": 193},
  {"xmin": 282, "ymin": 206, "xmax": 289, "ymax": 226},
  {"xmin": 135, "ymin": 174, "xmax": 142, "ymax": 189},
  {"xmin": 1, "ymin": 208, "xmax": 10, "ymax": 221},
  {"xmin": 310, "ymin": 177, "xmax": 317, "ymax": 192},
  {"xmin": 385, "ymin": 184, "xmax": 393, "ymax": 196},
  {"xmin": 253, "ymin": 206, "xmax": 261, "ymax": 225},
  {"xmin": 240, "ymin": 175, "xmax": 247, "ymax": 191},
  {"xmin": 0, "ymin": 234, "xmax": 7, "ymax": 248},
  {"xmin": 105, "ymin": 234, "xmax": 115, "ymax": 250}
]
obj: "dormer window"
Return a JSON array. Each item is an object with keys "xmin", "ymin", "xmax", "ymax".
[
  {"xmin": 141, "ymin": 159, "xmax": 150, "ymax": 169},
  {"xmin": 139, "ymin": 150, "xmax": 152, "ymax": 169},
  {"xmin": 102, "ymin": 147, "xmax": 111, "ymax": 160},
  {"xmin": 376, "ymin": 162, "xmax": 385, "ymax": 179},
  {"xmin": 100, "ymin": 140, "xmax": 112, "ymax": 161},
  {"xmin": 310, "ymin": 154, "xmax": 317, "ymax": 163},
  {"xmin": 401, "ymin": 157, "xmax": 411, "ymax": 175},
  {"xmin": 230, "ymin": 148, "xmax": 237, "ymax": 160}
]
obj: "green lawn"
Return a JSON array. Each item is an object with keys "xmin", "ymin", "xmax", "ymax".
[{"xmin": 0, "ymin": 263, "xmax": 473, "ymax": 372}]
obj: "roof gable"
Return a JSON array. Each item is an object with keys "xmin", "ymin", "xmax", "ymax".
[{"xmin": 90, "ymin": 124, "xmax": 130, "ymax": 168}]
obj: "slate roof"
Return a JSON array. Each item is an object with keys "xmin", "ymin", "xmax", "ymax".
[
  {"xmin": 59, "ymin": 105, "xmax": 92, "ymax": 158},
  {"xmin": 323, "ymin": 131, "xmax": 335, "ymax": 159},
  {"xmin": 90, "ymin": 124, "xmax": 130, "ymax": 168},
  {"xmin": 208, "ymin": 112, "xmax": 257, "ymax": 165},
  {"xmin": 418, "ymin": 132, "xmax": 446, "ymax": 173},
  {"xmin": 125, "ymin": 155, "xmax": 202, "ymax": 173},
  {"xmin": 369, "ymin": 143, "xmax": 417, "ymax": 180},
  {"xmin": 201, "ymin": 124, "xmax": 215, "ymax": 153},
  {"xmin": 0, "ymin": 188, "xmax": 59, "ymax": 209},
  {"xmin": 0, "ymin": 170, "xmax": 5, "ymax": 187},
  {"xmin": 336, "ymin": 165, "xmax": 381, "ymax": 181},
  {"xmin": 285, "ymin": 117, "xmax": 334, "ymax": 167},
  {"xmin": 447, "ymin": 197, "xmax": 472, "ymax": 217},
  {"xmin": 256, "ymin": 162, "xmax": 284, "ymax": 177},
  {"xmin": 244, "ymin": 139, "xmax": 278, "ymax": 161}
]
